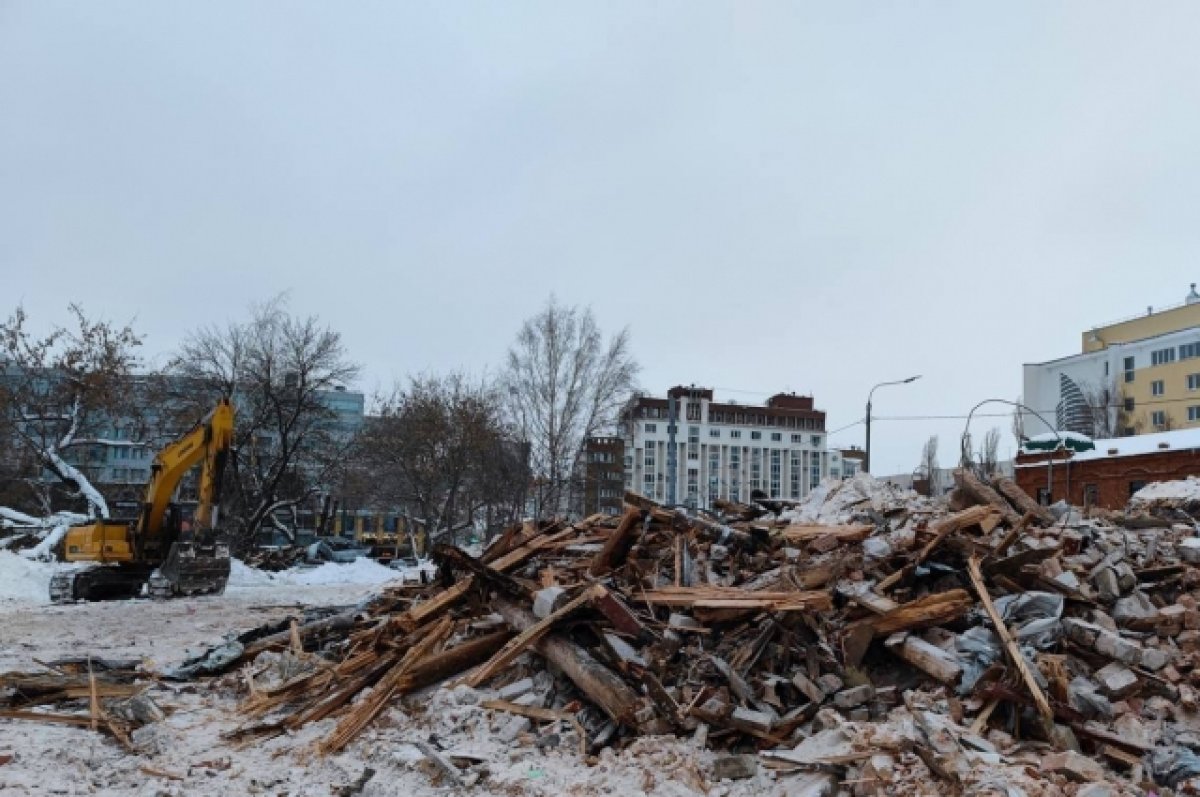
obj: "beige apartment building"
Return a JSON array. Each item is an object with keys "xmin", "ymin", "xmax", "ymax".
[{"xmin": 1023, "ymin": 285, "xmax": 1200, "ymax": 437}]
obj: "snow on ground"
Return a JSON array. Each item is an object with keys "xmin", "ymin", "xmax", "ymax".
[
  {"xmin": 0, "ymin": 551, "xmax": 82, "ymax": 605},
  {"xmin": 227, "ymin": 556, "xmax": 401, "ymax": 590},
  {"xmin": 0, "ymin": 577, "xmax": 789, "ymax": 797}
]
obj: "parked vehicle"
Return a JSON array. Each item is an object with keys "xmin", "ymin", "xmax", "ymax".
[
  {"xmin": 388, "ymin": 557, "xmax": 437, "ymax": 584},
  {"xmin": 306, "ymin": 536, "xmax": 370, "ymax": 564}
]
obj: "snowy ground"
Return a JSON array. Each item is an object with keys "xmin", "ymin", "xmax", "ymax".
[{"xmin": 0, "ymin": 557, "xmax": 788, "ymax": 797}]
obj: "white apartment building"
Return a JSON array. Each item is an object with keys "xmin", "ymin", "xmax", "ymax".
[{"xmin": 620, "ymin": 386, "xmax": 837, "ymax": 508}]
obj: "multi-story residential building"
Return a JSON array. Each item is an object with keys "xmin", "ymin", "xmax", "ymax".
[
  {"xmin": 578, "ymin": 436, "xmax": 626, "ymax": 516},
  {"xmin": 620, "ymin": 385, "xmax": 830, "ymax": 508},
  {"xmin": 1023, "ymin": 285, "xmax": 1200, "ymax": 439}
]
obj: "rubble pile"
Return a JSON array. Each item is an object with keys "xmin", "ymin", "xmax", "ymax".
[{"xmin": 15, "ymin": 469, "xmax": 1200, "ymax": 793}]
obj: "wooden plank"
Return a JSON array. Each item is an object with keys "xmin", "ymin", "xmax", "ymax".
[
  {"xmin": 589, "ymin": 508, "xmax": 643, "ymax": 576},
  {"xmin": 779, "ymin": 523, "xmax": 873, "ymax": 544},
  {"xmin": 884, "ymin": 633, "xmax": 962, "ymax": 685},
  {"xmin": 464, "ymin": 585, "xmax": 602, "ymax": 688},
  {"xmin": 967, "ymin": 555, "xmax": 1054, "ymax": 731}
]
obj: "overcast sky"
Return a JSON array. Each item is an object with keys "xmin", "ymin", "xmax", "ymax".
[{"xmin": 4, "ymin": 3, "xmax": 1200, "ymax": 476}]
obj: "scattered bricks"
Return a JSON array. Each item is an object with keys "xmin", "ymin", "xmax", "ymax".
[
  {"xmin": 1140, "ymin": 645, "xmax": 1171, "ymax": 672},
  {"xmin": 1113, "ymin": 591, "xmax": 1158, "ymax": 624},
  {"xmin": 1181, "ymin": 684, "xmax": 1199, "ymax": 710},
  {"xmin": 1179, "ymin": 593, "xmax": 1199, "ymax": 610},
  {"xmin": 497, "ymin": 678, "xmax": 535, "ymax": 701},
  {"xmin": 1065, "ymin": 619, "xmax": 1103, "ymax": 647},
  {"xmin": 711, "ymin": 754, "xmax": 758, "ymax": 781},
  {"xmin": 1061, "ymin": 530, "xmax": 1084, "ymax": 556},
  {"xmin": 1044, "ymin": 750, "xmax": 1106, "ymax": 782},
  {"xmin": 1093, "ymin": 628, "xmax": 1144, "ymax": 666},
  {"xmin": 1179, "ymin": 630, "xmax": 1200, "ymax": 653},
  {"xmin": 1091, "ymin": 611, "xmax": 1118, "ymax": 633},
  {"xmin": 531, "ymin": 587, "xmax": 568, "ymax": 619},
  {"xmin": 1159, "ymin": 605, "xmax": 1187, "ymax": 637},
  {"xmin": 498, "ymin": 715, "xmax": 532, "ymax": 743},
  {"xmin": 834, "ymin": 685, "xmax": 875, "ymax": 709},
  {"xmin": 1095, "ymin": 663, "xmax": 1140, "ymax": 699},
  {"xmin": 1179, "ymin": 538, "xmax": 1200, "ymax": 564},
  {"xmin": 817, "ymin": 674, "xmax": 844, "ymax": 695},
  {"xmin": 856, "ymin": 754, "xmax": 896, "ymax": 796},
  {"xmin": 1093, "ymin": 568, "xmax": 1122, "ymax": 603},
  {"xmin": 792, "ymin": 671, "xmax": 826, "ymax": 704},
  {"xmin": 1186, "ymin": 609, "xmax": 1200, "ymax": 631}
]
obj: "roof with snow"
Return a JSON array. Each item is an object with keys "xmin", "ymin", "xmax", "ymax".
[{"xmin": 1016, "ymin": 427, "xmax": 1200, "ymax": 466}]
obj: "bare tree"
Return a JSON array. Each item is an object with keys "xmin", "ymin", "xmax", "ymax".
[
  {"xmin": 917, "ymin": 435, "xmax": 938, "ymax": 494},
  {"xmin": 354, "ymin": 373, "xmax": 527, "ymax": 541},
  {"xmin": 979, "ymin": 427, "xmax": 1001, "ymax": 477},
  {"xmin": 0, "ymin": 305, "xmax": 142, "ymax": 549},
  {"xmin": 504, "ymin": 297, "xmax": 638, "ymax": 517},
  {"xmin": 1010, "ymin": 396, "xmax": 1025, "ymax": 445},
  {"xmin": 170, "ymin": 297, "xmax": 359, "ymax": 546},
  {"xmin": 960, "ymin": 427, "xmax": 1001, "ymax": 479}
]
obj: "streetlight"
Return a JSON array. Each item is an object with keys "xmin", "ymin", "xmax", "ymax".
[{"xmin": 865, "ymin": 375, "xmax": 921, "ymax": 474}]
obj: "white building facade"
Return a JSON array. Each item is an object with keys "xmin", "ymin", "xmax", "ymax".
[{"xmin": 620, "ymin": 386, "xmax": 837, "ymax": 508}]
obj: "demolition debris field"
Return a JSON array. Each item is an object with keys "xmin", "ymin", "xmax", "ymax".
[{"xmin": 6, "ymin": 472, "xmax": 1200, "ymax": 795}]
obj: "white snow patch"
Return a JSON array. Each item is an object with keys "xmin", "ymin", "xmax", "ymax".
[
  {"xmin": 228, "ymin": 557, "xmax": 400, "ymax": 590},
  {"xmin": 781, "ymin": 472, "xmax": 921, "ymax": 524},
  {"xmin": 0, "ymin": 551, "xmax": 78, "ymax": 604},
  {"xmin": 1130, "ymin": 476, "xmax": 1200, "ymax": 504}
]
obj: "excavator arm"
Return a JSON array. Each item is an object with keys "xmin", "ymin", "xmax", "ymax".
[{"xmin": 139, "ymin": 399, "xmax": 234, "ymax": 537}]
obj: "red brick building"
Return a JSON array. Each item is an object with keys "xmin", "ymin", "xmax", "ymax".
[
  {"xmin": 1015, "ymin": 429, "xmax": 1200, "ymax": 509},
  {"xmin": 579, "ymin": 436, "xmax": 626, "ymax": 516}
]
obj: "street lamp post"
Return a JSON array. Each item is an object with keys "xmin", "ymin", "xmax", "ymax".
[{"xmin": 865, "ymin": 375, "xmax": 921, "ymax": 474}]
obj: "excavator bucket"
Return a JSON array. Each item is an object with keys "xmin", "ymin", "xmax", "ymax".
[{"xmin": 148, "ymin": 534, "xmax": 232, "ymax": 599}]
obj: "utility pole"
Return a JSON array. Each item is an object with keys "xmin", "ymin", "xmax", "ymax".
[{"xmin": 666, "ymin": 394, "xmax": 678, "ymax": 506}]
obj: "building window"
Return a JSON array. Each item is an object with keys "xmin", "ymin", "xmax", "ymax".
[
  {"xmin": 1152, "ymin": 410, "xmax": 1167, "ymax": 427},
  {"xmin": 1084, "ymin": 484, "xmax": 1099, "ymax": 506},
  {"xmin": 1104, "ymin": 361, "xmax": 1109, "ymax": 376},
  {"xmin": 1189, "ymin": 374, "xmax": 1200, "ymax": 391},
  {"xmin": 1152, "ymin": 348, "xmax": 1176, "ymax": 366},
  {"xmin": 750, "ymin": 431, "xmax": 762, "ymax": 440},
  {"xmin": 709, "ymin": 428, "xmax": 720, "ymax": 438},
  {"xmin": 1037, "ymin": 488, "xmax": 1051, "ymax": 505},
  {"xmin": 1152, "ymin": 380, "xmax": 1165, "ymax": 396},
  {"xmin": 645, "ymin": 423, "xmax": 657, "ymax": 433},
  {"xmin": 644, "ymin": 449, "xmax": 655, "ymax": 468},
  {"xmin": 1124, "ymin": 356, "xmax": 1135, "ymax": 382},
  {"xmin": 770, "ymin": 432, "xmax": 782, "ymax": 442},
  {"xmin": 811, "ymin": 435, "xmax": 822, "ymax": 447},
  {"xmin": 687, "ymin": 468, "xmax": 699, "ymax": 499},
  {"xmin": 1190, "ymin": 406, "xmax": 1200, "ymax": 422},
  {"xmin": 1182, "ymin": 342, "xmax": 1200, "ymax": 360},
  {"xmin": 687, "ymin": 426, "xmax": 700, "ymax": 459},
  {"xmin": 791, "ymin": 434, "xmax": 803, "ymax": 443},
  {"xmin": 1124, "ymin": 397, "xmax": 1135, "ymax": 412},
  {"xmin": 730, "ymin": 430, "xmax": 742, "ymax": 439}
]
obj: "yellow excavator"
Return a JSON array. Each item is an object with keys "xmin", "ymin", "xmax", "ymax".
[{"xmin": 50, "ymin": 400, "xmax": 235, "ymax": 602}]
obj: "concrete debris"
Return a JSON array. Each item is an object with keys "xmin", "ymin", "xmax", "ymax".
[{"xmin": 23, "ymin": 469, "xmax": 1200, "ymax": 794}]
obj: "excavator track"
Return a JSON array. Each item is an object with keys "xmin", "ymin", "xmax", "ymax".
[
  {"xmin": 49, "ymin": 565, "xmax": 154, "ymax": 603},
  {"xmin": 147, "ymin": 538, "xmax": 231, "ymax": 599}
]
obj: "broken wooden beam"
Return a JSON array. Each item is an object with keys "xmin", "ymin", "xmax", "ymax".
[
  {"xmin": 494, "ymin": 597, "xmax": 643, "ymax": 725},
  {"xmin": 967, "ymin": 555, "xmax": 1054, "ymax": 732}
]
